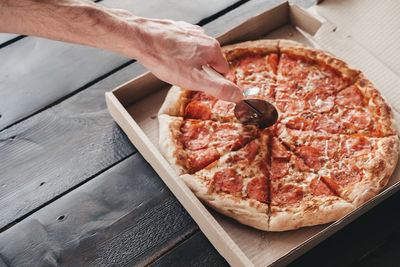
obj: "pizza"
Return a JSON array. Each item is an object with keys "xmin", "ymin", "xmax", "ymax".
[{"xmin": 158, "ymin": 39, "xmax": 399, "ymax": 231}]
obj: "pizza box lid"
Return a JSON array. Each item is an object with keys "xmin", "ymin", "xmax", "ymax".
[{"xmin": 105, "ymin": 1, "xmax": 400, "ymax": 266}]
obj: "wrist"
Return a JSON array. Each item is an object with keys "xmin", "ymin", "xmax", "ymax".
[{"xmin": 98, "ymin": 13, "xmax": 148, "ymax": 60}]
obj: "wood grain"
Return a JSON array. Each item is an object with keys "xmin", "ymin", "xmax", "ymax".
[
  {"xmin": 0, "ymin": 63, "xmax": 144, "ymax": 230},
  {"xmin": 149, "ymin": 231, "xmax": 229, "ymax": 267},
  {"xmin": 0, "ymin": 0, "xmax": 238, "ymax": 131},
  {"xmin": 0, "ymin": 153, "xmax": 198, "ymax": 266}
]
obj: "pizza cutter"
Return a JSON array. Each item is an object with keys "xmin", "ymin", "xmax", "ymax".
[{"xmin": 202, "ymin": 65, "xmax": 279, "ymax": 129}]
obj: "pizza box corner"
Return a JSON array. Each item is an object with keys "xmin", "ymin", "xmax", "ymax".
[{"xmin": 105, "ymin": 1, "xmax": 400, "ymax": 266}]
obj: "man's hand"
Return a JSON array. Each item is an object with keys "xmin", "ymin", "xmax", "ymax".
[
  {"xmin": 126, "ymin": 18, "xmax": 243, "ymax": 102},
  {"xmin": 0, "ymin": 0, "xmax": 242, "ymax": 102}
]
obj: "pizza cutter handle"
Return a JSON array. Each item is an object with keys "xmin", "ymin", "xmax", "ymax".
[{"xmin": 202, "ymin": 65, "xmax": 257, "ymax": 97}]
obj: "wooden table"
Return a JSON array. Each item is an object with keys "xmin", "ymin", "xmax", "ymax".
[{"xmin": 1, "ymin": 0, "xmax": 399, "ymax": 266}]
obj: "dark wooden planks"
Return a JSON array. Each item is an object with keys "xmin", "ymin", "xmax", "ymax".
[
  {"xmin": 355, "ymin": 232, "xmax": 400, "ymax": 267},
  {"xmin": 0, "ymin": 153, "xmax": 198, "ymax": 267},
  {"xmin": 0, "ymin": 0, "xmax": 238, "ymax": 130},
  {"xmin": 0, "ymin": 62, "xmax": 144, "ymax": 230},
  {"xmin": 289, "ymin": 191, "xmax": 400, "ymax": 267},
  {"xmin": 149, "ymin": 231, "xmax": 229, "ymax": 267}
]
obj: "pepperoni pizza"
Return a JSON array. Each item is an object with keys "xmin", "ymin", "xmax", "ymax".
[{"xmin": 158, "ymin": 39, "xmax": 399, "ymax": 231}]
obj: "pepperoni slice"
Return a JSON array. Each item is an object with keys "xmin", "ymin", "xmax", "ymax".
[
  {"xmin": 342, "ymin": 136, "xmax": 372, "ymax": 157},
  {"xmin": 211, "ymin": 100, "xmax": 235, "ymax": 118},
  {"xmin": 310, "ymin": 177, "xmax": 335, "ymax": 197},
  {"xmin": 296, "ymin": 146, "xmax": 323, "ymax": 171},
  {"xmin": 275, "ymin": 79, "xmax": 298, "ymax": 95},
  {"xmin": 213, "ymin": 168, "xmax": 243, "ymax": 194},
  {"xmin": 246, "ymin": 177, "xmax": 269, "ymax": 203},
  {"xmin": 239, "ymin": 54, "xmax": 268, "ymax": 74},
  {"xmin": 270, "ymin": 137, "xmax": 291, "ymax": 159},
  {"xmin": 278, "ymin": 53, "xmax": 311, "ymax": 80},
  {"xmin": 190, "ymin": 91, "xmax": 215, "ymax": 102},
  {"xmin": 271, "ymin": 184, "xmax": 304, "ymax": 206},
  {"xmin": 310, "ymin": 137, "xmax": 338, "ymax": 159},
  {"xmin": 229, "ymin": 141, "xmax": 259, "ymax": 163},
  {"xmin": 307, "ymin": 67, "xmax": 344, "ymax": 93},
  {"xmin": 305, "ymin": 89, "xmax": 335, "ymax": 113},
  {"xmin": 182, "ymin": 121, "xmax": 210, "ymax": 150},
  {"xmin": 320, "ymin": 176, "xmax": 340, "ymax": 195},
  {"xmin": 342, "ymin": 108, "xmax": 371, "ymax": 129},
  {"xmin": 210, "ymin": 124, "xmax": 244, "ymax": 150},
  {"xmin": 275, "ymin": 94, "xmax": 305, "ymax": 115},
  {"xmin": 285, "ymin": 117, "xmax": 313, "ymax": 131},
  {"xmin": 313, "ymin": 115, "xmax": 342, "ymax": 134},
  {"xmin": 188, "ymin": 147, "xmax": 220, "ymax": 173},
  {"xmin": 336, "ymin": 85, "xmax": 364, "ymax": 108},
  {"xmin": 331, "ymin": 164, "xmax": 362, "ymax": 187},
  {"xmin": 258, "ymin": 161, "xmax": 269, "ymax": 177},
  {"xmin": 270, "ymin": 159, "xmax": 290, "ymax": 179},
  {"xmin": 294, "ymin": 155, "xmax": 309, "ymax": 172},
  {"xmin": 185, "ymin": 101, "xmax": 211, "ymax": 120},
  {"xmin": 268, "ymin": 53, "xmax": 278, "ymax": 74}
]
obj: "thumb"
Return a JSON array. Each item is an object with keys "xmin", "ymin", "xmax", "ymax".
[{"xmin": 197, "ymin": 71, "xmax": 243, "ymax": 102}]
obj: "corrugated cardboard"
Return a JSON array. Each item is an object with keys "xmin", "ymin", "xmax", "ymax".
[{"xmin": 106, "ymin": 1, "xmax": 400, "ymax": 266}]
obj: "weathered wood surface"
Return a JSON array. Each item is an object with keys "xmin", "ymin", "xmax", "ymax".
[
  {"xmin": 0, "ymin": 153, "xmax": 198, "ymax": 266},
  {"xmin": 149, "ymin": 231, "xmax": 228, "ymax": 267},
  {"xmin": 0, "ymin": 0, "xmax": 239, "ymax": 131},
  {"xmin": 0, "ymin": 62, "xmax": 143, "ymax": 230}
]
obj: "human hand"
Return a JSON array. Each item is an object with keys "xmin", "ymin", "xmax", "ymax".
[
  {"xmin": 122, "ymin": 18, "xmax": 243, "ymax": 102},
  {"xmin": 0, "ymin": 0, "xmax": 242, "ymax": 102}
]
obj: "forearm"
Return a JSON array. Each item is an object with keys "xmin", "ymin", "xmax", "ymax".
[
  {"xmin": 0, "ymin": 0, "xmax": 242, "ymax": 102},
  {"xmin": 0, "ymin": 0, "xmax": 142, "ymax": 58}
]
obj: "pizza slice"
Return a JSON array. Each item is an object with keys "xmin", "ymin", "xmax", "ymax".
[
  {"xmin": 274, "ymin": 74, "xmax": 398, "ymax": 137},
  {"xmin": 268, "ymin": 136, "xmax": 354, "ymax": 231},
  {"xmin": 158, "ymin": 87, "xmax": 238, "ymax": 122},
  {"xmin": 274, "ymin": 40, "xmax": 360, "ymax": 117},
  {"xmin": 223, "ymin": 39, "xmax": 279, "ymax": 84},
  {"xmin": 181, "ymin": 132, "xmax": 270, "ymax": 231},
  {"xmin": 277, "ymin": 40, "xmax": 359, "ymax": 94},
  {"xmin": 273, "ymin": 129, "xmax": 399, "ymax": 208},
  {"xmin": 159, "ymin": 114, "xmax": 259, "ymax": 174},
  {"xmin": 317, "ymin": 135, "xmax": 399, "ymax": 207}
]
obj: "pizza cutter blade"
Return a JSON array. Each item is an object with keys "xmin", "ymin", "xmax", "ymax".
[
  {"xmin": 234, "ymin": 98, "xmax": 278, "ymax": 129},
  {"xmin": 202, "ymin": 65, "xmax": 279, "ymax": 129}
]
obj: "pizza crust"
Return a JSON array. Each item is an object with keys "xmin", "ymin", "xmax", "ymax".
[
  {"xmin": 222, "ymin": 39, "xmax": 279, "ymax": 61},
  {"xmin": 158, "ymin": 114, "xmax": 187, "ymax": 175},
  {"xmin": 355, "ymin": 74, "xmax": 399, "ymax": 136},
  {"xmin": 158, "ymin": 85, "xmax": 189, "ymax": 117},
  {"xmin": 343, "ymin": 135, "xmax": 400, "ymax": 207},
  {"xmin": 269, "ymin": 196, "xmax": 354, "ymax": 231},
  {"xmin": 181, "ymin": 174, "xmax": 269, "ymax": 231}
]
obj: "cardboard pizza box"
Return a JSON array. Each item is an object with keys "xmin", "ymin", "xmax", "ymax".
[{"xmin": 105, "ymin": 1, "xmax": 400, "ymax": 266}]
